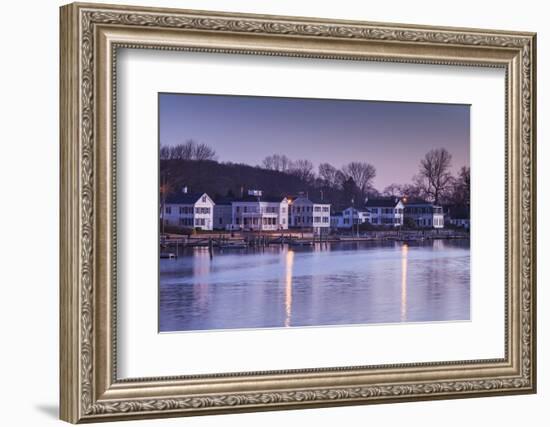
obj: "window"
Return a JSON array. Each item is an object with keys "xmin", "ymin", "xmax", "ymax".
[
  {"xmin": 322, "ymin": 217, "xmax": 329, "ymax": 223},
  {"xmin": 322, "ymin": 206, "xmax": 329, "ymax": 212},
  {"xmin": 281, "ymin": 207, "xmax": 286, "ymax": 213},
  {"xmin": 314, "ymin": 206, "xmax": 321, "ymax": 212},
  {"xmin": 219, "ymin": 218, "xmax": 223, "ymax": 225},
  {"xmin": 165, "ymin": 206, "xmax": 171, "ymax": 214},
  {"xmin": 314, "ymin": 216, "xmax": 321, "ymax": 223}
]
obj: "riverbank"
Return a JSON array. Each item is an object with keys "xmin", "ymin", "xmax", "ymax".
[{"xmin": 160, "ymin": 229, "xmax": 469, "ymax": 251}]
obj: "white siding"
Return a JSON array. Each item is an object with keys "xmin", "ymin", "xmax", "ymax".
[
  {"xmin": 290, "ymin": 196, "xmax": 331, "ymax": 233},
  {"xmin": 161, "ymin": 193, "xmax": 215, "ymax": 231}
]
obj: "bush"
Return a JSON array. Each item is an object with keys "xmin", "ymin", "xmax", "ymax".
[{"xmin": 402, "ymin": 217, "xmax": 417, "ymax": 230}]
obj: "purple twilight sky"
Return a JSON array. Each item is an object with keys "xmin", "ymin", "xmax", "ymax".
[{"xmin": 159, "ymin": 93, "xmax": 470, "ymax": 191}]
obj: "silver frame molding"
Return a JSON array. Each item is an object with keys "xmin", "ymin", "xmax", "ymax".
[{"xmin": 60, "ymin": 2, "xmax": 537, "ymax": 423}]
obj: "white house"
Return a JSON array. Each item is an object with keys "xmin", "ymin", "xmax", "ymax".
[
  {"xmin": 213, "ymin": 201, "xmax": 233, "ymax": 230},
  {"xmin": 232, "ymin": 191, "xmax": 289, "ymax": 231},
  {"xmin": 162, "ymin": 189, "xmax": 215, "ymax": 231},
  {"xmin": 289, "ymin": 195, "xmax": 331, "ymax": 235},
  {"xmin": 365, "ymin": 197, "xmax": 404, "ymax": 227},
  {"xmin": 404, "ymin": 200, "xmax": 445, "ymax": 228},
  {"xmin": 331, "ymin": 207, "xmax": 370, "ymax": 230}
]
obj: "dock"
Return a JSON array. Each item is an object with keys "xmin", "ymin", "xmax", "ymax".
[{"xmin": 159, "ymin": 229, "xmax": 469, "ymax": 257}]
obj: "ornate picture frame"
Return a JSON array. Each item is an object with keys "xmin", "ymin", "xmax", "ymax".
[{"xmin": 60, "ymin": 2, "xmax": 536, "ymax": 423}]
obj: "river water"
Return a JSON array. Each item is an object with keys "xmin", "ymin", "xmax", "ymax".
[{"xmin": 159, "ymin": 239, "xmax": 470, "ymax": 332}]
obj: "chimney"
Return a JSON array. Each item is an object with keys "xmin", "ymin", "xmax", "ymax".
[{"xmin": 182, "ymin": 186, "xmax": 188, "ymax": 194}]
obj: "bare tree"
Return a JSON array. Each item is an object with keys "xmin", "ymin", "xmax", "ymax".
[
  {"xmin": 161, "ymin": 140, "xmax": 217, "ymax": 161},
  {"xmin": 318, "ymin": 163, "xmax": 339, "ymax": 187},
  {"xmin": 160, "ymin": 145, "xmax": 171, "ymax": 160},
  {"xmin": 449, "ymin": 166, "xmax": 470, "ymax": 206},
  {"xmin": 262, "ymin": 154, "xmax": 292, "ymax": 172},
  {"xmin": 383, "ymin": 183, "xmax": 404, "ymax": 197},
  {"xmin": 290, "ymin": 159, "xmax": 315, "ymax": 182},
  {"xmin": 341, "ymin": 162, "xmax": 376, "ymax": 198},
  {"xmin": 400, "ymin": 183, "xmax": 424, "ymax": 200},
  {"xmin": 179, "ymin": 140, "xmax": 196, "ymax": 159},
  {"xmin": 193, "ymin": 142, "xmax": 218, "ymax": 161},
  {"xmin": 334, "ymin": 170, "xmax": 347, "ymax": 189},
  {"xmin": 416, "ymin": 148, "xmax": 453, "ymax": 204}
]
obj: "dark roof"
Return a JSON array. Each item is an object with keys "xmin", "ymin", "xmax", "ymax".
[
  {"xmin": 212, "ymin": 197, "xmax": 233, "ymax": 206},
  {"xmin": 365, "ymin": 198, "xmax": 401, "ymax": 208},
  {"xmin": 165, "ymin": 192, "xmax": 205, "ymax": 204},
  {"xmin": 403, "ymin": 199, "xmax": 444, "ymax": 208},
  {"xmin": 309, "ymin": 197, "xmax": 330, "ymax": 204},
  {"xmin": 293, "ymin": 195, "xmax": 329, "ymax": 204},
  {"xmin": 403, "ymin": 198, "xmax": 430, "ymax": 205},
  {"xmin": 447, "ymin": 205, "xmax": 470, "ymax": 219},
  {"xmin": 233, "ymin": 195, "xmax": 286, "ymax": 203}
]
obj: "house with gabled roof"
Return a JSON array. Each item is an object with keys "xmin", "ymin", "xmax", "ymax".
[
  {"xmin": 330, "ymin": 207, "xmax": 370, "ymax": 230},
  {"xmin": 231, "ymin": 190, "xmax": 289, "ymax": 231},
  {"xmin": 289, "ymin": 194, "xmax": 331, "ymax": 235},
  {"xmin": 162, "ymin": 188, "xmax": 215, "ymax": 230},
  {"xmin": 365, "ymin": 197, "xmax": 404, "ymax": 227},
  {"xmin": 403, "ymin": 199, "xmax": 445, "ymax": 229}
]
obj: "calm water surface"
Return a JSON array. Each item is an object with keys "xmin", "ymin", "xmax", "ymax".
[{"xmin": 159, "ymin": 240, "xmax": 470, "ymax": 332}]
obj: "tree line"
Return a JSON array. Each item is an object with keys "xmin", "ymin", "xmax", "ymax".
[
  {"xmin": 261, "ymin": 148, "xmax": 468, "ymax": 206},
  {"xmin": 161, "ymin": 141, "xmax": 469, "ymax": 207}
]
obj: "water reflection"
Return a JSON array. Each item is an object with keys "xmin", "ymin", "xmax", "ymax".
[
  {"xmin": 159, "ymin": 239, "xmax": 470, "ymax": 332},
  {"xmin": 401, "ymin": 244, "xmax": 408, "ymax": 322},
  {"xmin": 284, "ymin": 250, "xmax": 294, "ymax": 327}
]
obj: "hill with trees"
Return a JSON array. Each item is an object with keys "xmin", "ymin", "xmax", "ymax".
[{"xmin": 160, "ymin": 141, "xmax": 470, "ymax": 212}]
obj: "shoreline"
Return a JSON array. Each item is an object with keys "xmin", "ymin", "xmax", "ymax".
[{"xmin": 160, "ymin": 230, "xmax": 469, "ymax": 253}]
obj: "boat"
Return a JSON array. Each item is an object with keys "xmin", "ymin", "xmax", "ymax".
[
  {"xmin": 219, "ymin": 241, "xmax": 248, "ymax": 249},
  {"xmin": 289, "ymin": 240, "xmax": 313, "ymax": 247},
  {"xmin": 160, "ymin": 252, "xmax": 177, "ymax": 259}
]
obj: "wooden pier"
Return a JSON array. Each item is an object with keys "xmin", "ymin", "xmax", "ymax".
[{"xmin": 159, "ymin": 229, "xmax": 469, "ymax": 258}]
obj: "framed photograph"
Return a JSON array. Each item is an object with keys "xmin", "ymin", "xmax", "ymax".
[{"xmin": 60, "ymin": 2, "xmax": 537, "ymax": 423}]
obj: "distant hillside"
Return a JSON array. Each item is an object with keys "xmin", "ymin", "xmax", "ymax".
[{"xmin": 161, "ymin": 159, "xmax": 351, "ymax": 210}]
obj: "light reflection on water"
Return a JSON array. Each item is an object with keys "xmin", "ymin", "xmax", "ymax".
[{"xmin": 159, "ymin": 240, "xmax": 470, "ymax": 332}]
